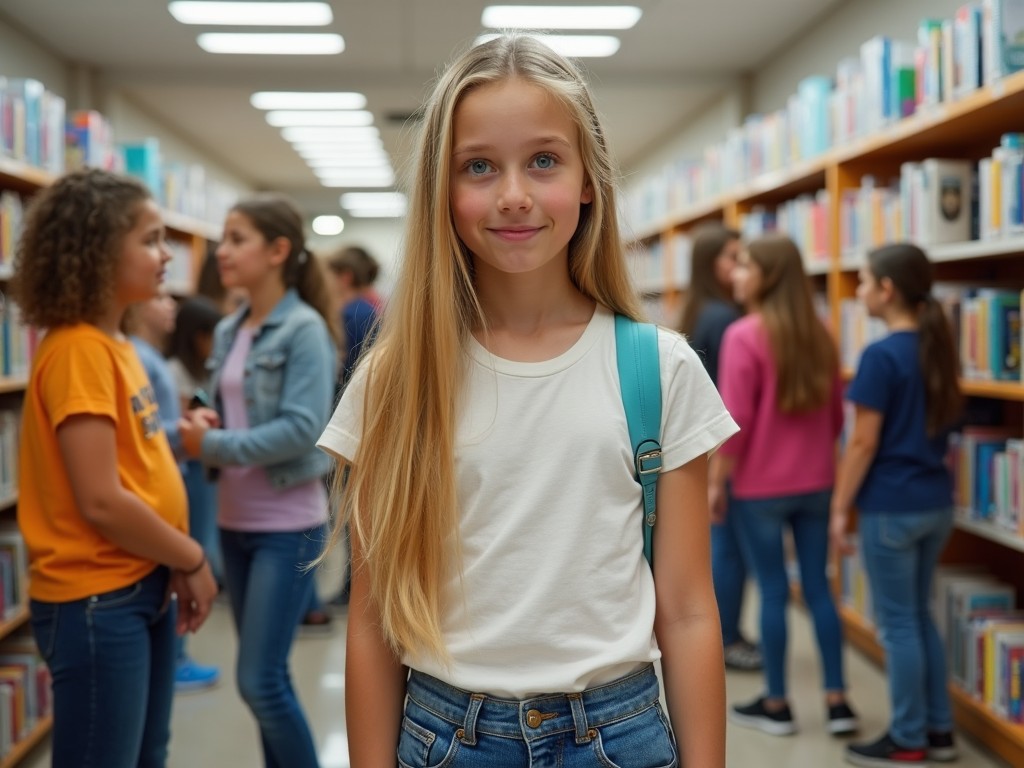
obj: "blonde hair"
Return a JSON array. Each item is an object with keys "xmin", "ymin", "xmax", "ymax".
[
  {"xmin": 747, "ymin": 234, "xmax": 837, "ymax": 412},
  {"xmin": 334, "ymin": 34, "xmax": 641, "ymax": 661}
]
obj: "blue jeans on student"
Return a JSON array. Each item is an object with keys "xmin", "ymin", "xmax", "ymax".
[
  {"xmin": 712, "ymin": 491, "xmax": 753, "ymax": 646},
  {"xmin": 859, "ymin": 508, "xmax": 955, "ymax": 748},
  {"xmin": 220, "ymin": 527, "xmax": 320, "ymax": 768},
  {"xmin": 399, "ymin": 664, "xmax": 677, "ymax": 768},
  {"xmin": 29, "ymin": 567, "xmax": 176, "ymax": 768},
  {"xmin": 732, "ymin": 490, "xmax": 846, "ymax": 701},
  {"xmin": 176, "ymin": 459, "xmax": 222, "ymax": 664}
]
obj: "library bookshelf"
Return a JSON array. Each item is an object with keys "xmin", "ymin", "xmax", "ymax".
[
  {"xmin": 0, "ymin": 159, "xmax": 218, "ymax": 765},
  {"xmin": 630, "ymin": 67, "xmax": 1024, "ymax": 766}
]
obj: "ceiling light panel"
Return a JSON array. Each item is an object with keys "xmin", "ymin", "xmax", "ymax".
[
  {"xmin": 282, "ymin": 126, "xmax": 381, "ymax": 142},
  {"xmin": 481, "ymin": 5, "xmax": 641, "ymax": 29},
  {"xmin": 312, "ymin": 215, "xmax": 345, "ymax": 236},
  {"xmin": 198, "ymin": 33, "xmax": 344, "ymax": 55},
  {"xmin": 170, "ymin": 2, "xmax": 333, "ymax": 26},
  {"xmin": 251, "ymin": 92, "xmax": 367, "ymax": 110},
  {"xmin": 474, "ymin": 33, "xmax": 620, "ymax": 57},
  {"xmin": 266, "ymin": 110, "xmax": 374, "ymax": 127}
]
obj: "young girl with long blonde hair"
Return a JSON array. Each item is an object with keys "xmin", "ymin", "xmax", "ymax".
[{"xmin": 318, "ymin": 35, "xmax": 737, "ymax": 768}]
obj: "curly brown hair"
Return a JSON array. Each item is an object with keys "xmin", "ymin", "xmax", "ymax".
[{"xmin": 12, "ymin": 168, "xmax": 151, "ymax": 329}]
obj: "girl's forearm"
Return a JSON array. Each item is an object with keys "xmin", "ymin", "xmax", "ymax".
[
  {"xmin": 832, "ymin": 440, "xmax": 875, "ymax": 514},
  {"xmin": 659, "ymin": 613, "xmax": 726, "ymax": 768}
]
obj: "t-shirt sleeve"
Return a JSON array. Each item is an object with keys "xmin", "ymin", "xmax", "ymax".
[
  {"xmin": 317, "ymin": 353, "xmax": 369, "ymax": 462},
  {"xmin": 658, "ymin": 329, "xmax": 740, "ymax": 472},
  {"xmin": 847, "ymin": 343, "xmax": 892, "ymax": 413},
  {"xmin": 43, "ymin": 335, "xmax": 118, "ymax": 428}
]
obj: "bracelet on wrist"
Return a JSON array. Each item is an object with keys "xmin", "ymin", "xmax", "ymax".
[{"xmin": 183, "ymin": 552, "xmax": 206, "ymax": 576}]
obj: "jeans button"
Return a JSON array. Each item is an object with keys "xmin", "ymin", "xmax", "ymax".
[{"xmin": 526, "ymin": 709, "xmax": 542, "ymax": 728}]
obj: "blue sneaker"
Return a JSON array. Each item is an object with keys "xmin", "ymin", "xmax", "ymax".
[{"xmin": 175, "ymin": 657, "xmax": 220, "ymax": 693}]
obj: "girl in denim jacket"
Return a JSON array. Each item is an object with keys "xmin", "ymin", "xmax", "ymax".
[
  {"xmin": 317, "ymin": 35, "xmax": 736, "ymax": 768},
  {"xmin": 180, "ymin": 194, "xmax": 337, "ymax": 768}
]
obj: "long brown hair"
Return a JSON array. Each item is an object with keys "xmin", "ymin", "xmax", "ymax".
[
  {"xmin": 679, "ymin": 223, "xmax": 739, "ymax": 336},
  {"xmin": 747, "ymin": 234, "xmax": 836, "ymax": 412},
  {"xmin": 867, "ymin": 243, "xmax": 962, "ymax": 435},
  {"xmin": 230, "ymin": 195, "xmax": 340, "ymax": 345},
  {"xmin": 334, "ymin": 34, "xmax": 642, "ymax": 661}
]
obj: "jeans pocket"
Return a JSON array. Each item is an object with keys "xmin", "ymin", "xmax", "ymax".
[
  {"xmin": 878, "ymin": 514, "xmax": 916, "ymax": 550},
  {"xmin": 87, "ymin": 580, "xmax": 144, "ymax": 611},
  {"xmin": 592, "ymin": 703, "xmax": 677, "ymax": 768},
  {"xmin": 397, "ymin": 699, "xmax": 461, "ymax": 768},
  {"xmin": 29, "ymin": 601, "xmax": 59, "ymax": 663}
]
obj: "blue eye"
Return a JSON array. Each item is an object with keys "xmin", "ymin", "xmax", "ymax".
[
  {"xmin": 534, "ymin": 153, "xmax": 556, "ymax": 169},
  {"xmin": 468, "ymin": 160, "xmax": 490, "ymax": 175}
]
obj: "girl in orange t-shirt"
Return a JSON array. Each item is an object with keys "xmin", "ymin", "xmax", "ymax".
[{"xmin": 13, "ymin": 169, "xmax": 217, "ymax": 768}]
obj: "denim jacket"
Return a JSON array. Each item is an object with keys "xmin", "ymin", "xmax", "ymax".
[{"xmin": 201, "ymin": 288, "xmax": 336, "ymax": 489}]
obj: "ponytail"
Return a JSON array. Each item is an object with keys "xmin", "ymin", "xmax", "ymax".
[{"xmin": 917, "ymin": 294, "xmax": 962, "ymax": 435}]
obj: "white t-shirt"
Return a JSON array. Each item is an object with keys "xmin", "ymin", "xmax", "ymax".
[{"xmin": 317, "ymin": 304, "xmax": 738, "ymax": 697}]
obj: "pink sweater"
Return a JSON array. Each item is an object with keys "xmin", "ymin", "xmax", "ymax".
[{"xmin": 718, "ymin": 314, "xmax": 843, "ymax": 499}]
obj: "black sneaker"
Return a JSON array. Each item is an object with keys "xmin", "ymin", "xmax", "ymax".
[
  {"xmin": 728, "ymin": 696, "xmax": 796, "ymax": 736},
  {"xmin": 845, "ymin": 732, "xmax": 928, "ymax": 767},
  {"xmin": 927, "ymin": 731, "xmax": 957, "ymax": 762},
  {"xmin": 827, "ymin": 701, "xmax": 859, "ymax": 736}
]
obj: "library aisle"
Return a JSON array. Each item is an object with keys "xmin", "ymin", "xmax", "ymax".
[{"xmin": 14, "ymin": 597, "xmax": 1010, "ymax": 767}]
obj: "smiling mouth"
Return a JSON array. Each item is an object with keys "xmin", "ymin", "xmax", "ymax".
[{"xmin": 490, "ymin": 227, "xmax": 540, "ymax": 242}]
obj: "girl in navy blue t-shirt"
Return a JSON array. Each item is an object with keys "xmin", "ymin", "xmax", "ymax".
[{"xmin": 831, "ymin": 243, "xmax": 963, "ymax": 767}]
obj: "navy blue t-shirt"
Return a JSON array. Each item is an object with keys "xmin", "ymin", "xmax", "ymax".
[
  {"xmin": 689, "ymin": 299, "xmax": 741, "ymax": 387},
  {"xmin": 846, "ymin": 331, "xmax": 953, "ymax": 513},
  {"xmin": 340, "ymin": 296, "xmax": 378, "ymax": 387}
]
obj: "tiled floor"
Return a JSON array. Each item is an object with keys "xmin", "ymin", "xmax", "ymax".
[{"xmin": 20, "ymin": 595, "xmax": 1010, "ymax": 767}]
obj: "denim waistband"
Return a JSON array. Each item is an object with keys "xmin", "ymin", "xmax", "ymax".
[{"xmin": 406, "ymin": 664, "xmax": 660, "ymax": 743}]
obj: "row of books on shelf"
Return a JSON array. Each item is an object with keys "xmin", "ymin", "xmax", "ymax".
[
  {"xmin": 840, "ymin": 141, "xmax": 1024, "ymax": 259},
  {"xmin": 0, "ymin": 412, "xmax": 18, "ymax": 506},
  {"xmin": 841, "ymin": 552, "xmax": 1024, "ymax": 723},
  {"xmin": 739, "ymin": 190, "xmax": 830, "ymax": 267},
  {"xmin": 0, "ymin": 634, "xmax": 51, "ymax": 760},
  {"xmin": 0, "ymin": 523, "xmax": 26, "ymax": 624},
  {"xmin": 0, "ymin": 190, "xmax": 197, "ymax": 289},
  {"xmin": 627, "ymin": 236, "xmax": 690, "ymax": 295},
  {"xmin": 625, "ymin": 1, "xmax": 1024, "ymax": 232},
  {"xmin": 1, "ymin": 75, "xmax": 237, "ymax": 226},
  {"xmin": 0, "ymin": 293, "xmax": 37, "ymax": 381}
]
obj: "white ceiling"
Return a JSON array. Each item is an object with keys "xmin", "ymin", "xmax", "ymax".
[{"xmin": 0, "ymin": 0, "xmax": 846, "ymax": 217}]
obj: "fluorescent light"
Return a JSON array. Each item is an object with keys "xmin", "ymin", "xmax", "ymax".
[
  {"xmin": 306, "ymin": 157, "xmax": 393, "ymax": 169},
  {"xmin": 282, "ymin": 127, "xmax": 380, "ymax": 142},
  {"xmin": 346, "ymin": 208, "xmax": 406, "ymax": 217},
  {"xmin": 475, "ymin": 33, "xmax": 620, "ymax": 57},
  {"xmin": 316, "ymin": 171, "xmax": 395, "ymax": 184},
  {"xmin": 320, "ymin": 178, "xmax": 395, "ymax": 188},
  {"xmin": 170, "ymin": 1, "xmax": 333, "ymax": 25},
  {"xmin": 481, "ymin": 5, "xmax": 641, "ymax": 29},
  {"xmin": 312, "ymin": 215, "xmax": 345, "ymax": 236},
  {"xmin": 251, "ymin": 92, "xmax": 366, "ymax": 110},
  {"xmin": 293, "ymin": 141, "xmax": 386, "ymax": 155},
  {"xmin": 266, "ymin": 110, "xmax": 374, "ymax": 127},
  {"xmin": 198, "ymin": 33, "xmax": 344, "ymax": 55}
]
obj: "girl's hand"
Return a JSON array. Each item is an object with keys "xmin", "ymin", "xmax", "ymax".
[
  {"xmin": 830, "ymin": 508, "xmax": 855, "ymax": 557},
  {"xmin": 708, "ymin": 483, "xmax": 727, "ymax": 524},
  {"xmin": 171, "ymin": 560, "xmax": 218, "ymax": 634},
  {"xmin": 178, "ymin": 410, "xmax": 214, "ymax": 458}
]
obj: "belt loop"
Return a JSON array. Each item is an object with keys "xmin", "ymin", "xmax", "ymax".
[
  {"xmin": 458, "ymin": 693, "xmax": 485, "ymax": 745},
  {"xmin": 568, "ymin": 693, "xmax": 596, "ymax": 744}
]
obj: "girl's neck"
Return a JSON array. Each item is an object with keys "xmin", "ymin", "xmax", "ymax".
[
  {"xmin": 475, "ymin": 270, "xmax": 591, "ymax": 333},
  {"xmin": 94, "ymin": 303, "xmax": 127, "ymax": 340},
  {"xmin": 244, "ymin": 280, "xmax": 288, "ymax": 328},
  {"xmin": 883, "ymin": 306, "xmax": 918, "ymax": 332},
  {"xmin": 133, "ymin": 325, "xmax": 163, "ymax": 348}
]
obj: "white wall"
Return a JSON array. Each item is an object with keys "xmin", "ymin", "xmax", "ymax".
[
  {"xmin": 0, "ymin": 14, "xmax": 67, "ymax": 96},
  {"xmin": 309, "ymin": 217, "xmax": 405, "ymax": 296}
]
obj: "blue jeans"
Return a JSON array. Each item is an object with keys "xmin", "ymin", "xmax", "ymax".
[
  {"xmin": 732, "ymin": 490, "xmax": 846, "ymax": 700},
  {"xmin": 859, "ymin": 509, "xmax": 955, "ymax": 748},
  {"xmin": 29, "ymin": 567, "xmax": 175, "ymax": 768},
  {"xmin": 177, "ymin": 459, "xmax": 222, "ymax": 663},
  {"xmin": 399, "ymin": 665, "xmax": 677, "ymax": 768},
  {"xmin": 220, "ymin": 527, "xmax": 320, "ymax": 768},
  {"xmin": 712, "ymin": 491, "xmax": 752, "ymax": 646}
]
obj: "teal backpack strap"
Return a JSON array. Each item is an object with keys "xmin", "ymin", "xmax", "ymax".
[{"xmin": 614, "ymin": 314, "xmax": 663, "ymax": 568}]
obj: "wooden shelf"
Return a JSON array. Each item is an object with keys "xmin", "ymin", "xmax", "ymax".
[
  {"xmin": 954, "ymin": 516, "xmax": 1024, "ymax": 554},
  {"xmin": 0, "ymin": 715, "xmax": 52, "ymax": 768},
  {"xmin": 0, "ymin": 607, "xmax": 28, "ymax": 643},
  {"xmin": 0, "ymin": 378, "xmax": 26, "ymax": 395},
  {"xmin": 840, "ymin": 605, "xmax": 1024, "ymax": 765}
]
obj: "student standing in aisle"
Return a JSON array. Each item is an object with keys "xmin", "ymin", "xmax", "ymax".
[
  {"xmin": 178, "ymin": 194, "xmax": 336, "ymax": 768},
  {"xmin": 679, "ymin": 222, "xmax": 762, "ymax": 672},
  {"xmin": 327, "ymin": 244, "xmax": 381, "ymax": 389},
  {"xmin": 711, "ymin": 233, "xmax": 857, "ymax": 737},
  {"xmin": 318, "ymin": 34, "xmax": 737, "ymax": 768},
  {"xmin": 130, "ymin": 295, "xmax": 222, "ymax": 692},
  {"xmin": 166, "ymin": 295, "xmax": 225, "ymax": 589},
  {"xmin": 13, "ymin": 168, "xmax": 217, "ymax": 768},
  {"xmin": 832, "ymin": 243, "xmax": 961, "ymax": 767}
]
